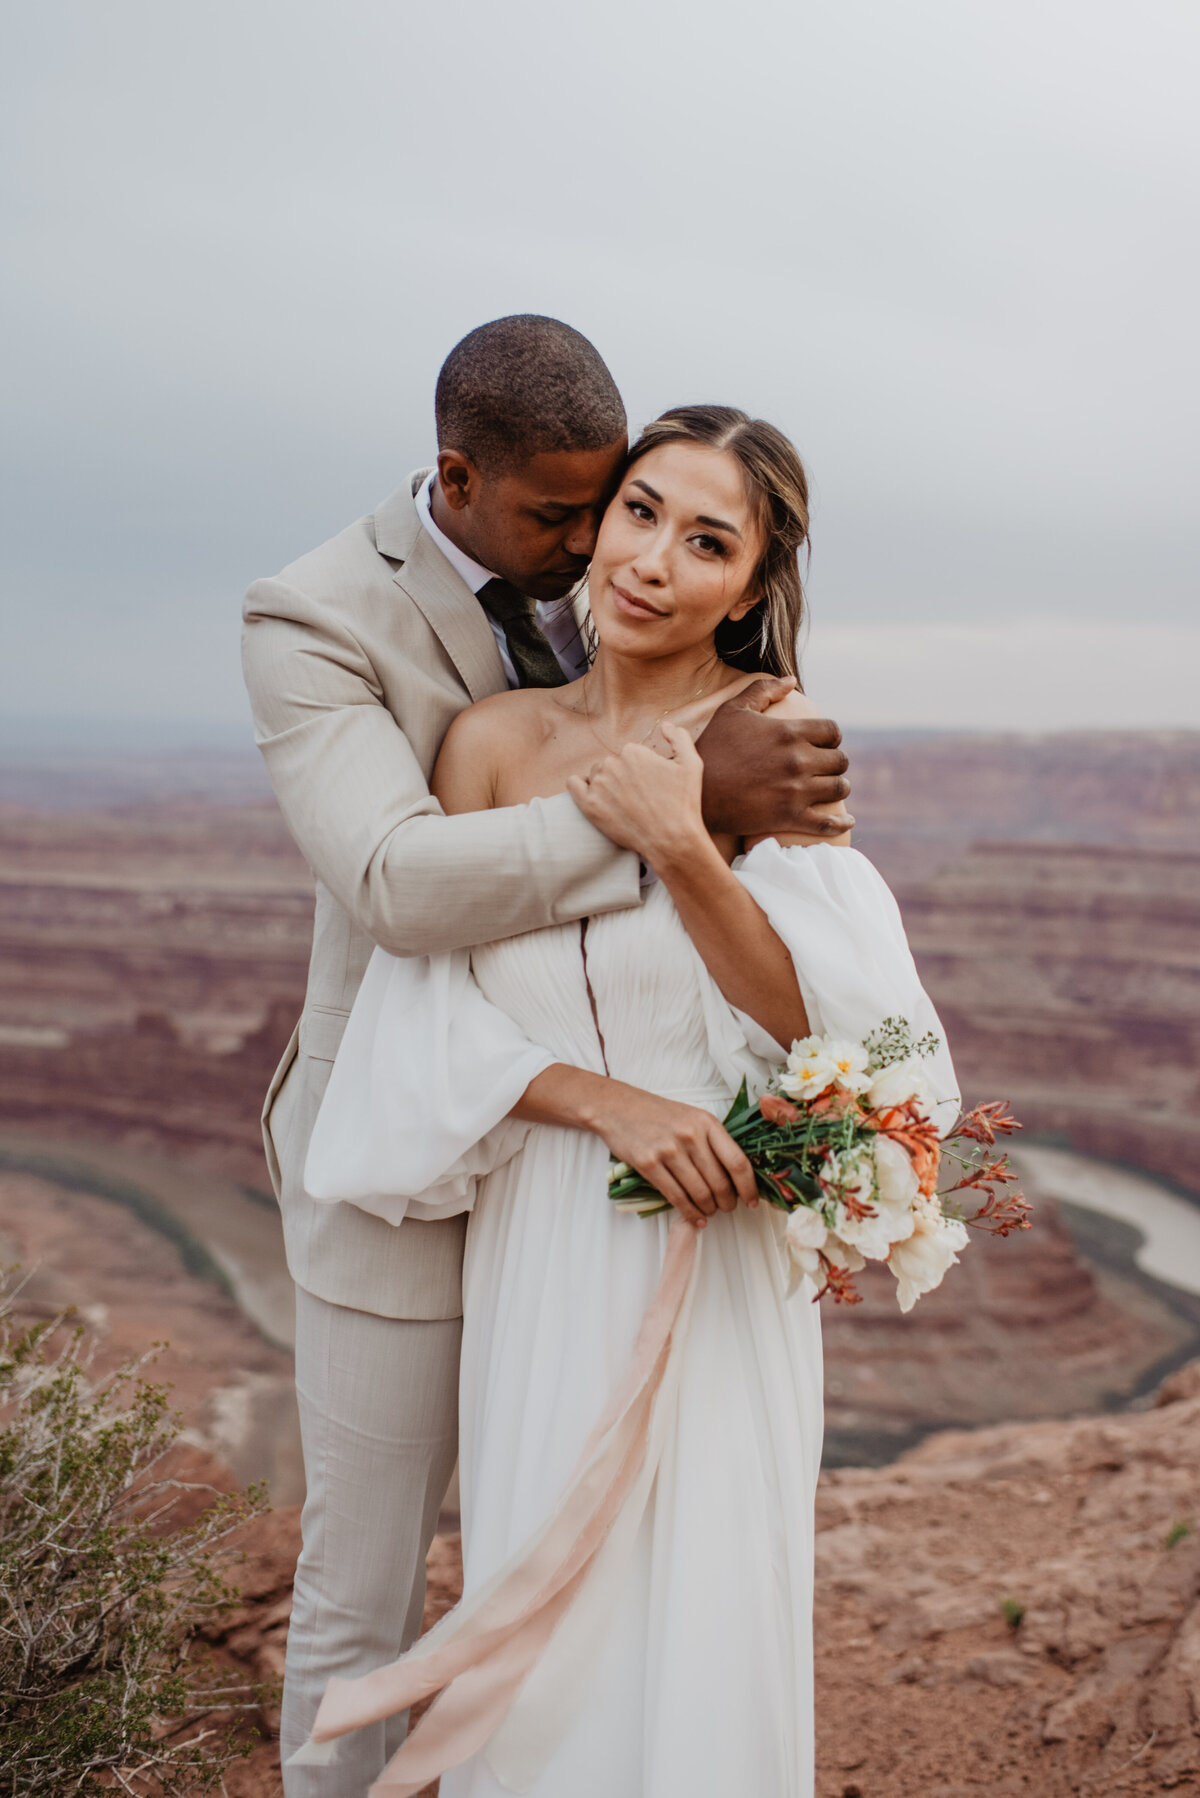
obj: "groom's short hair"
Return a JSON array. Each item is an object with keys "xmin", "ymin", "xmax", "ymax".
[{"xmin": 436, "ymin": 315, "xmax": 626, "ymax": 473}]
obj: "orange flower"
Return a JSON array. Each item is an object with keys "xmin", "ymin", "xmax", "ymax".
[
  {"xmin": 810, "ymin": 1087, "xmax": 859, "ymax": 1120},
  {"xmin": 815, "ymin": 1256, "xmax": 863, "ymax": 1305},
  {"xmin": 759, "ymin": 1093, "xmax": 801, "ymax": 1126},
  {"xmin": 956, "ymin": 1100, "xmax": 1022, "ymax": 1145},
  {"xmin": 873, "ymin": 1103, "xmax": 941, "ymax": 1197}
]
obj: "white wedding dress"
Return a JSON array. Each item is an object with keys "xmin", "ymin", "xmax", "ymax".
[
  {"xmin": 299, "ymin": 843, "xmax": 958, "ymax": 1798},
  {"xmin": 447, "ymin": 875, "xmax": 825, "ymax": 1798}
]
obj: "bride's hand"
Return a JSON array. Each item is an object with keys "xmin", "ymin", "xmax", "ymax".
[
  {"xmin": 595, "ymin": 1085, "xmax": 759, "ymax": 1228},
  {"xmin": 515, "ymin": 1065, "xmax": 758, "ymax": 1228},
  {"xmin": 566, "ymin": 722, "xmax": 710, "ymax": 873}
]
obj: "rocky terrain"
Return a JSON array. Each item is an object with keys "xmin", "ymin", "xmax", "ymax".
[
  {"xmin": 216, "ymin": 1379, "xmax": 1200, "ymax": 1797},
  {"xmin": 4, "ymin": 1168, "xmax": 1197, "ymax": 1798},
  {"xmin": 808, "ymin": 1363, "xmax": 1200, "ymax": 1796}
]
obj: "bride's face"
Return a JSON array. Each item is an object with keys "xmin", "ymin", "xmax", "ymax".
[{"xmin": 588, "ymin": 441, "xmax": 762, "ymax": 659}]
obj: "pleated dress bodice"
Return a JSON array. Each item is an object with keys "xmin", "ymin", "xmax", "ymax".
[{"xmin": 472, "ymin": 878, "xmax": 733, "ymax": 1107}]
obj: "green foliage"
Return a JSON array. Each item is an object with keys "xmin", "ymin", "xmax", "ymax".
[
  {"xmin": 862, "ymin": 1016, "xmax": 941, "ymax": 1070},
  {"xmin": 1001, "ymin": 1597, "xmax": 1026, "ymax": 1630},
  {"xmin": 610, "ymin": 1073, "xmax": 865, "ymax": 1218},
  {"xmin": 0, "ymin": 1275, "xmax": 270, "ymax": 1796},
  {"xmin": 1166, "ymin": 1520, "xmax": 1191, "ymax": 1549}
]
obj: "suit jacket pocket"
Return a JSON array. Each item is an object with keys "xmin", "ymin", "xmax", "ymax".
[{"xmin": 261, "ymin": 1019, "xmax": 301, "ymax": 1199}]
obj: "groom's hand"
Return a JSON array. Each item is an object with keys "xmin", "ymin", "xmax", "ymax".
[{"xmin": 696, "ymin": 676, "xmax": 853, "ymax": 838}]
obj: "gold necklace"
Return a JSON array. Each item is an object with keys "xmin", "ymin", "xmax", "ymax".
[{"xmin": 578, "ymin": 664, "xmax": 723, "ymax": 757}]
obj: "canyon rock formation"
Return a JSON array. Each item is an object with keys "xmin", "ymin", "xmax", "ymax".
[
  {"xmin": 1, "ymin": 731, "xmax": 1198, "ymax": 1451},
  {"xmin": 847, "ymin": 728, "xmax": 1200, "ymax": 880},
  {"xmin": 0, "ymin": 799, "xmax": 311, "ymax": 1183},
  {"xmin": 895, "ymin": 840, "xmax": 1200, "ymax": 1198},
  {"xmin": 5, "ymin": 730, "xmax": 1197, "ymax": 1191}
]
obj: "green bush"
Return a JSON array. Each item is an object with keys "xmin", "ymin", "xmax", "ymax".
[{"xmin": 0, "ymin": 1276, "xmax": 269, "ymax": 1795}]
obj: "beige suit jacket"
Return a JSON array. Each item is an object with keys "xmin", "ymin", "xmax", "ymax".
[{"xmin": 242, "ymin": 472, "xmax": 640, "ymax": 1320}]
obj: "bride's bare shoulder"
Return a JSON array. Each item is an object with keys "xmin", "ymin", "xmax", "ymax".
[
  {"xmin": 712, "ymin": 677, "xmax": 829, "ymax": 726},
  {"xmin": 759, "ymin": 686, "xmax": 827, "ymax": 722},
  {"xmin": 432, "ymin": 685, "xmax": 568, "ymax": 815}
]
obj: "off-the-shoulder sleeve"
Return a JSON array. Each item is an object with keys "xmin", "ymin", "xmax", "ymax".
[
  {"xmin": 697, "ymin": 841, "xmax": 960, "ymax": 1134},
  {"xmin": 303, "ymin": 946, "xmax": 555, "ymax": 1225}
]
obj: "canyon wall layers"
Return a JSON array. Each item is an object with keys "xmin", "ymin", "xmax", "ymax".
[
  {"xmin": 897, "ymin": 840, "xmax": 1200, "ymax": 1197},
  {"xmin": 0, "ymin": 801, "xmax": 310, "ymax": 1183},
  {"xmin": 3, "ymin": 731, "xmax": 1195, "ymax": 1195},
  {"xmin": 0, "ymin": 734, "xmax": 1197, "ymax": 1450}
]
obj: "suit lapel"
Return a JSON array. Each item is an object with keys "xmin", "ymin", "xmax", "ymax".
[
  {"xmin": 397, "ymin": 532, "xmax": 507, "ymax": 701},
  {"xmin": 374, "ymin": 473, "xmax": 507, "ymax": 703}
]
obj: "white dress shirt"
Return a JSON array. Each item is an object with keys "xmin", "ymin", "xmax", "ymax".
[{"xmin": 416, "ymin": 475, "xmax": 588, "ymax": 687}]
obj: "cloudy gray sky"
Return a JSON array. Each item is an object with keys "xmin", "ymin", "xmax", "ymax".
[{"xmin": 3, "ymin": 0, "xmax": 1197, "ymax": 736}]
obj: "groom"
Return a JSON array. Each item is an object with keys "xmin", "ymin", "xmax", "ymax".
[{"xmin": 242, "ymin": 314, "xmax": 852, "ymax": 1792}]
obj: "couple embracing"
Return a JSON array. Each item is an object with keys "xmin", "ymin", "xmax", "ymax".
[{"xmin": 243, "ymin": 314, "xmax": 955, "ymax": 1797}]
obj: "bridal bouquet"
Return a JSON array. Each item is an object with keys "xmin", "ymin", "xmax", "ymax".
[{"xmin": 608, "ymin": 1019, "xmax": 1031, "ymax": 1310}]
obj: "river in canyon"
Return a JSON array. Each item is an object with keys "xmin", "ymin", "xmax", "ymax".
[
  {"xmin": 4, "ymin": 1129, "xmax": 1200, "ymax": 1508},
  {"xmin": 1012, "ymin": 1142, "xmax": 1200, "ymax": 1298}
]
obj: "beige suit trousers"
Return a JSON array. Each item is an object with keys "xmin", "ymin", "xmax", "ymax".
[{"xmin": 281, "ymin": 1286, "xmax": 461, "ymax": 1794}]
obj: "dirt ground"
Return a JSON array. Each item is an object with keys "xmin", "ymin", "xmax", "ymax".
[{"xmin": 215, "ymin": 1372, "xmax": 1200, "ymax": 1798}]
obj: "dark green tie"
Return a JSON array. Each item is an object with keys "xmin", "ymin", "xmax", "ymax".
[{"xmin": 477, "ymin": 578, "xmax": 568, "ymax": 689}]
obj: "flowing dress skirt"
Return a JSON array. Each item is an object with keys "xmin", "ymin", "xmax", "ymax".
[{"xmin": 441, "ymin": 885, "xmax": 825, "ymax": 1797}]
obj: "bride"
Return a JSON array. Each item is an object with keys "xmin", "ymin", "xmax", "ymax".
[{"xmin": 295, "ymin": 406, "xmax": 955, "ymax": 1797}]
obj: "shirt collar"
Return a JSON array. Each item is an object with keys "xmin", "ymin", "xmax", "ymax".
[{"xmin": 416, "ymin": 473, "xmax": 496, "ymax": 597}]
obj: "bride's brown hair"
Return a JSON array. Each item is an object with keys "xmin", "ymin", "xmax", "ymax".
[{"xmin": 625, "ymin": 405, "xmax": 810, "ymax": 681}]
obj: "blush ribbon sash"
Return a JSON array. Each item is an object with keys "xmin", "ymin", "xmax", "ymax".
[{"xmin": 288, "ymin": 1216, "xmax": 700, "ymax": 1797}]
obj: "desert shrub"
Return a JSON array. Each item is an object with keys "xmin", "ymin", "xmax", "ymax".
[{"xmin": 0, "ymin": 1275, "xmax": 269, "ymax": 1795}]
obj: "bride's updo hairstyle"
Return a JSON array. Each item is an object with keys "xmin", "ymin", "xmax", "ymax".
[{"xmin": 625, "ymin": 405, "xmax": 810, "ymax": 681}]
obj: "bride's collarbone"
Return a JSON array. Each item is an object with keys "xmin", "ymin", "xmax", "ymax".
[{"xmin": 484, "ymin": 672, "xmax": 757, "ymax": 815}]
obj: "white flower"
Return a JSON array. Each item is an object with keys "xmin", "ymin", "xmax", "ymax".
[
  {"xmin": 822, "ymin": 1237, "xmax": 866, "ymax": 1275},
  {"xmin": 780, "ymin": 1035, "xmax": 837, "ymax": 1101},
  {"xmin": 887, "ymin": 1211, "xmax": 970, "ymax": 1312},
  {"xmin": 839, "ymin": 1199, "xmax": 912, "ymax": 1262},
  {"xmin": 783, "ymin": 1207, "xmax": 828, "ymax": 1296},
  {"xmin": 840, "ymin": 1215, "xmax": 898, "ymax": 1262},
  {"xmin": 872, "ymin": 1133, "xmax": 920, "ymax": 1208},
  {"xmin": 866, "ymin": 1057, "xmax": 935, "ymax": 1118},
  {"xmin": 820, "ymin": 1153, "xmax": 905, "ymax": 1262},
  {"xmin": 786, "ymin": 1206, "xmax": 829, "ymax": 1252},
  {"xmin": 911, "ymin": 1191, "xmax": 942, "ymax": 1225},
  {"xmin": 824, "ymin": 1039, "xmax": 873, "ymax": 1095}
]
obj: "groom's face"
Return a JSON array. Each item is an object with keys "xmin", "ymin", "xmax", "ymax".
[{"xmin": 435, "ymin": 439, "xmax": 627, "ymax": 602}]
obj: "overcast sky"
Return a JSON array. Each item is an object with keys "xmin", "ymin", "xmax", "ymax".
[{"xmin": 3, "ymin": 0, "xmax": 1197, "ymax": 736}]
